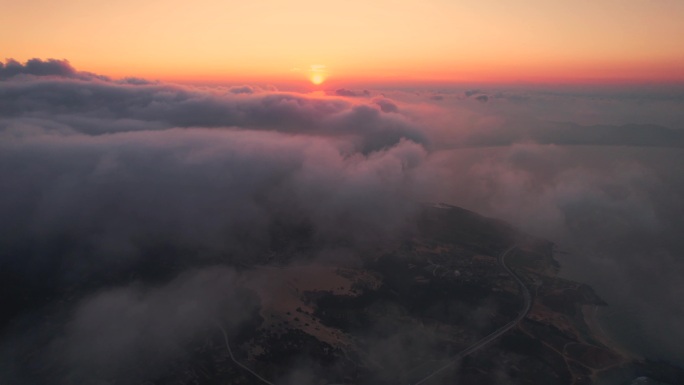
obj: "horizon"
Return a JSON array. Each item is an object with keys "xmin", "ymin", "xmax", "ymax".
[
  {"xmin": 5, "ymin": 58, "xmax": 684, "ymax": 96},
  {"xmin": 3, "ymin": 0, "xmax": 684, "ymax": 86}
]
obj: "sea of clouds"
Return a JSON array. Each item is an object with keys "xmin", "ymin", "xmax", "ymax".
[{"xmin": 1, "ymin": 59, "xmax": 683, "ymax": 383}]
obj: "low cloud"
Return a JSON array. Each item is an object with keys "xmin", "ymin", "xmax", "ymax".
[
  {"xmin": 1, "ymin": 59, "xmax": 684, "ymax": 383},
  {"xmin": 0, "ymin": 58, "xmax": 107, "ymax": 81},
  {"xmin": 0, "ymin": 129, "xmax": 427, "ymax": 294},
  {"xmin": 425, "ymin": 143, "xmax": 684, "ymax": 364},
  {"xmin": 0, "ymin": 58, "xmax": 77, "ymax": 79},
  {"xmin": 463, "ymin": 121, "xmax": 684, "ymax": 148},
  {"xmin": 0, "ymin": 61, "xmax": 441, "ymax": 384},
  {"xmin": 373, "ymin": 97, "xmax": 399, "ymax": 113},
  {"xmin": 228, "ymin": 85, "xmax": 254, "ymax": 94},
  {"xmin": 0, "ymin": 125, "xmax": 429, "ymax": 383},
  {"xmin": 2, "ymin": 267, "xmax": 258, "ymax": 384},
  {"xmin": 335, "ymin": 88, "xmax": 370, "ymax": 97},
  {"xmin": 0, "ymin": 70, "xmax": 427, "ymax": 153}
]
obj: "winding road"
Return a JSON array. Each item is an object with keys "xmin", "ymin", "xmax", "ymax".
[
  {"xmin": 215, "ymin": 320, "xmax": 276, "ymax": 385},
  {"xmin": 411, "ymin": 245, "xmax": 532, "ymax": 385}
]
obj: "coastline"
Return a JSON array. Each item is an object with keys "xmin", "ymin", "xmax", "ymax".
[
  {"xmin": 552, "ymin": 248, "xmax": 635, "ymax": 360},
  {"xmin": 582, "ymin": 303, "xmax": 638, "ymax": 361}
]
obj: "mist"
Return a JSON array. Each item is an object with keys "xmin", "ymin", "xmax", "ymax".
[{"xmin": 1, "ymin": 59, "xmax": 683, "ymax": 383}]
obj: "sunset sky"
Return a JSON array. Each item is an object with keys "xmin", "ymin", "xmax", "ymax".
[
  {"xmin": 2, "ymin": 0, "xmax": 683, "ymax": 85},
  {"xmin": 4, "ymin": 1, "xmax": 684, "ymax": 382}
]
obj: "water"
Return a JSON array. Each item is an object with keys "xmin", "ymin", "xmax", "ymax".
[{"xmin": 555, "ymin": 249, "xmax": 684, "ymax": 368}]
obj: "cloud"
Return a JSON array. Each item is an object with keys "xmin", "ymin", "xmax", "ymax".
[
  {"xmin": 57, "ymin": 267, "xmax": 253, "ymax": 379},
  {"xmin": 0, "ymin": 76, "xmax": 427, "ymax": 152},
  {"xmin": 0, "ymin": 128, "xmax": 427, "ymax": 295},
  {"xmin": 2, "ymin": 60, "xmax": 684, "ymax": 383},
  {"xmin": 228, "ymin": 85, "xmax": 254, "ymax": 94},
  {"xmin": 0, "ymin": 58, "xmax": 76, "ymax": 79},
  {"xmin": 335, "ymin": 88, "xmax": 370, "ymax": 97},
  {"xmin": 379, "ymin": 87, "xmax": 684, "ymax": 150},
  {"xmin": 0, "ymin": 108, "xmax": 430, "ymax": 383},
  {"xmin": 475, "ymin": 94, "xmax": 489, "ymax": 103},
  {"xmin": 425, "ymin": 143, "xmax": 684, "ymax": 365},
  {"xmin": 118, "ymin": 77, "xmax": 157, "ymax": 85},
  {"xmin": 2, "ymin": 266, "xmax": 259, "ymax": 384},
  {"xmin": 0, "ymin": 64, "xmax": 438, "ymax": 383},
  {"xmin": 0, "ymin": 58, "xmax": 108, "ymax": 81},
  {"xmin": 373, "ymin": 97, "xmax": 399, "ymax": 113},
  {"xmin": 463, "ymin": 121, "xmax": 684, "ymax": 148}
]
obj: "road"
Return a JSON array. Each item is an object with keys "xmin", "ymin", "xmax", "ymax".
[
  {"xmin": 215, "ymin": 320, "xmax": 276, "ymax": 385},
  {"xmin": 212, "ymin": 245, "xmax": 530, "ymax": 385},
  {"xmin": 411, "ymin": 245, "xmax": 532, "ymax": 385}
]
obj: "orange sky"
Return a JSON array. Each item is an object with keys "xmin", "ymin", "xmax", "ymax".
[{"xmin": 2, "ymin": 0, "xmax": 683, "ymax": 85}]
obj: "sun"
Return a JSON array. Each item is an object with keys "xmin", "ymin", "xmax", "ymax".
[
  {"xmin": 308, "ymin": 64, "xmax": 327, "ymax": 85},
  {"xmin": 310, "ymin": 73, "xmax": 325, "ymax": 85}
]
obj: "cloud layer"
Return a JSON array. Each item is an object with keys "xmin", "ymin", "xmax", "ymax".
[
  {"xmin": 0, "ymin": 59, "xmax": 437, "ymax": 384},
  {"xmin": 0, "ymin": 72, "xmax": 427, "ymax": 153},
  {"xmin": 2, "ymin": 59, "xmax": 684, "ymax": 382}
]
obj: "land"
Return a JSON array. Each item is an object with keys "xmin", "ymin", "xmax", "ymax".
[{"xmin": 152, "ymin": 204, "xmax": 684, "ymax": 385}]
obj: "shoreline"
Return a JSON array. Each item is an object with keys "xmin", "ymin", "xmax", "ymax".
[
  {"xmin": 582, "ymin": 304, "xmax": 639, "ymax": 361},
  {"xmin": 553, "ymin": 247, "xmax": 639, "ymax": 361}
]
